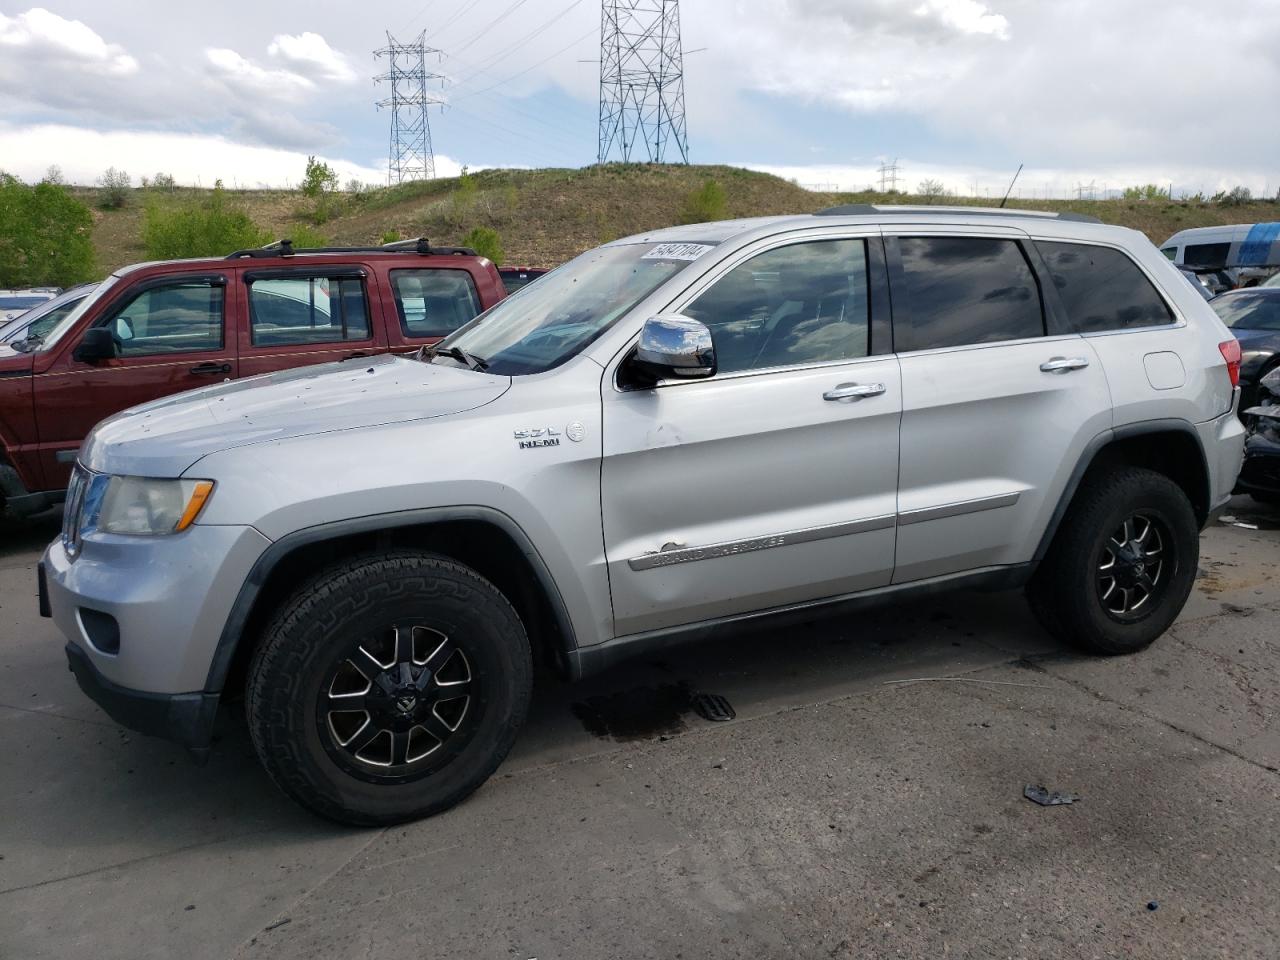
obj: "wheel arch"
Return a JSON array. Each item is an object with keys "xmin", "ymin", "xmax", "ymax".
[
  {"xmin": 206, "ymin": 507, "xmax": 579, "ymax": 700},
  {"xmin": 1034, "ymin": 419, "xmax": 1211, "ymax": 564}
]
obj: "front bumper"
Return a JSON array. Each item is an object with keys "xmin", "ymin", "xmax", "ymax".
[
  {"xmin": 42, "ymin": 522, "xmax": 272, "ymax": 745},
  {"xmin": 64, "ymin": 642, "xmax": 219, "ymax": 750}
]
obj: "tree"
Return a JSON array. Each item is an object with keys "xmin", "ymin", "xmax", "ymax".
[
  {"xmin": 0, "ymin": 172, "xmax": 96, "ymax": 287},
  {"xmin": 1123, "ymin": 183, "xmax": 1168, "ymax": 201},
  {"xmin": 142, "ymin": 186, "xmax": 271, "ymax": 259},
  {"xmin": 97, "ymin": 167, "xmax": 132, "ymax": 209},
  {"xmin": 678, "ymin": 178, "xmax": 727, "ymax": 224},
  {"xmin": 461, "ymin": 226, "xmax": 503, "ymax": 265},
  {"xmin": 43, "ymin": 165, "xmax": 64, "ymax": 185},
  {"xmin": 301, "ymin": 156, "xmax": 339, "ymax": 198},
  {"xmin": 918, "ymin": 178, "xmax": 948, "ymax": 202}
]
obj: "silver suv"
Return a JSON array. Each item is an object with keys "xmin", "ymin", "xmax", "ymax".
[{"xmin": 41, "ymin": 206, "xmax": 1246, "ymax": 825}]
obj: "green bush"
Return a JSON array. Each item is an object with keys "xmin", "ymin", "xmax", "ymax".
[
  {"xmin": 381, "ymin": 229, "xmax": 403, "ymax": 244},
  {"xmin": 97, "ymin": 167, "xmax": 132, "ymax": 209},
  {"xmin": 142, "ymin": 187, "xmax": 270, "ymax": 259},
  {"xmin": 678, "ymin": 178, "xmax": 727, "ymax": 224},
  {"xmin": 0, "ymin": 173, "xmax": 96, "ymax": 287},
  {"xmin": 461, "ymin": 226, "xmax": 503, "ymax": 265},
  {"xmin": 286, "ymin": 225, "xmax": 329, "ymax": 248}
]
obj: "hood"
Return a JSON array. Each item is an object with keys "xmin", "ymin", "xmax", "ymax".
[{"xmin": 81, "ymin": 353, "xmax": 511, "ymax": 478}]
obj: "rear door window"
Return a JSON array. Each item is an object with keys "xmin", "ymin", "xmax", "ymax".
[
  {"xmin": 1184, "ymin": 242, "xmax": 1230, "ymax": 268},
  {"xmin": 1036, "ymin": 241, "xmax": 1174, "ymax": 332},
  {"xmin": 390, "ymin": 269, "xmax": 482, "ymax": 339},
  {"xmin": 897, "ymin": 236, "xmax": 1045, "ymax": 350},
  {"xmin": 248, "ymin": 276, "xmax": 370, "ymax": 346}
]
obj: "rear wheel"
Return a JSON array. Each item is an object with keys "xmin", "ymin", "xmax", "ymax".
[
  {"xmin": 247, "ymin": 552, "xmax": 532, "ymax": 825},
  {"xmin": 1029, "ymin": 467, "xmax": 1198, "ymax": 655}
]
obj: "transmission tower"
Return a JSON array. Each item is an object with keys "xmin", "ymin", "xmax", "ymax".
[
  {"xmin": 374, "ymin": 32, "xmax": 444, "ymax": 184},
  {"xmin": 597, "ymin": 0, "xmax": 690, "ymax": 164},
  {"xmin": 877, "ymin": 158, "xmax": 902, "ymax": 193}
]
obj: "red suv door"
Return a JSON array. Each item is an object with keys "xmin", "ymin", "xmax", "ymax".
[
  {"xmin": 33, "ymin": 272, "xmax": 237, "ymax": 488},
  {"xmin": 236, "ymin": 267, "xmax": 387, "ymax": 376}
]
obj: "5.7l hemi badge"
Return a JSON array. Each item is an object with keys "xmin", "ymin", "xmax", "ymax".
[{"xmin": 515, "ymin": 427, "xmax": 560, "ymax": 449}]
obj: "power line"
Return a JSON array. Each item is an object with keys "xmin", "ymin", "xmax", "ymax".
[
  {"xmin": 447, "ymin": 0, "xmax": 590, "ymax": 87},
  {"xmin": 449, "ymin": 0, "xmax": 535, "ymax": 58},
  {"xmin": 451, "ymin": 25, "xmax": 597, "ymax": 101}
]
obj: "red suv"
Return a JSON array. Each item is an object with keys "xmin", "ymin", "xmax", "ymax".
[{"xmin": 0, "ymin": 239, "xmax": 505, "ymax": 516}]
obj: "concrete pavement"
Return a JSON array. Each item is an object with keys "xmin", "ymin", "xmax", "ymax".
[{"xmin": 1, "ymin": 501, "xmax": 1277, "ymax": 959}]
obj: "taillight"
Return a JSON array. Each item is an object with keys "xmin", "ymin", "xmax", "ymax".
[{"xmin": 1219, "ymin": 339, "xmax": 1241, "ymax": 389}]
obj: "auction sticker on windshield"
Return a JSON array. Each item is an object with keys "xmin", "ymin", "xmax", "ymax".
[{"xmin": 642, "ymin": 243, "xmax": 714, "ymax": 261}]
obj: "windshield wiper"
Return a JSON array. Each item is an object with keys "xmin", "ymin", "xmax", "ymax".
[{"xmin": 429, "ymin": 344, "xmax": 489, "ymax": 371}]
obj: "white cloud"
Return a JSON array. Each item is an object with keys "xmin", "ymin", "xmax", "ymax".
[
  {"xmin": 0, "ymin": 6, "xmax": 137, "ymax": 75},
  {"xmin": 268, "ymin": 32, "xmax": 357, "ymax": 84},
  {"xmin": 915, "ymin": 0, "xmax": 1010, "ymax": 39},
  {"xmin": 205, "ymin": 47, "xmax": 315, "ymax": 100},
  {"xmin": 0, "ymin": 123, "xmax": 395, "ymax": 188}
]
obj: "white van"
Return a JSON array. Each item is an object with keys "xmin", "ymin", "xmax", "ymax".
[{"xmin": 1161, "ymin": 223, "xmax": 1280, "ymax": 284}]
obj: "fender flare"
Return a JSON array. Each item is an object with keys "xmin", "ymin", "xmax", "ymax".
[
  {"xmin": 202, "ymin": 505, "xmax": 579, "ymax": 694},
  {"xmin": 1031, "ymin": 417, "xmax": 1211, "ymax": 564}
]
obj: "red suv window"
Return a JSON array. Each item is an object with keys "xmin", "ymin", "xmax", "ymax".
[{"xmin": 390, "ymin": 269, "xmax": 482, "ymax": 339}]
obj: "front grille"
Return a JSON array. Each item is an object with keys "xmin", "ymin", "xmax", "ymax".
[{"xmin": 62, "ymin": 466, "xmax": 88, "ymax": 558}]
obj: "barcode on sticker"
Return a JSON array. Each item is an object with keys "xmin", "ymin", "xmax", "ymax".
[{"xmin": 642, "ymin": 243, "xmax": 714, "ymax": 261}]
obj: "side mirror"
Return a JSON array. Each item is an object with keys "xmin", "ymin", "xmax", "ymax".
[
  {"xmin": 631, "ymin": 315, "xmax": 716, "ymax": 383},
  {"xmin": 72, "ymin": 326, "xmax": 118, "ymax": 363}
]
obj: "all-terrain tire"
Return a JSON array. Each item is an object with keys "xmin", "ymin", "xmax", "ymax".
[
  {"xmin": 1028, "ymin": 467, "xmax": 1198, "ymax": 655},
  {"xmin": 246, "ymin": 552, "xmax": 532, "ymax": 826}
]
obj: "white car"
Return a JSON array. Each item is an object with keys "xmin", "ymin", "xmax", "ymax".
[{"xmin": 0, "ymin": 287, "xmax": 60, "ymax": 322}]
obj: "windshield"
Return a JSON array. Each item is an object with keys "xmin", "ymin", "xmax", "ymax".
[
  {"xmin": 1263, "ymin": 273, "xmax": 1280, "ymax": 288},
  {"xmin": 439, "ymin": 242, "xmax": 711, "ymax": 375},
  {"xmin": 35, "ymin": 276, "xmax": 119, "ymax": 351},
  {"xmin": 2, "ymin": 284, "xmax": 98, "ymax": 346},
  {"xmin": 0, "ymin": 296, "xmax": 48, "ymax": 312},
  {"xmin": 1212, "ymin": 292, "xmax": 1280, "ymax": 331}
]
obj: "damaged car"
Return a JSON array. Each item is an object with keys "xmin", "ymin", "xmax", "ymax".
[{"xmin": 1237, "ymin": 365, "xmax": 1280, "ymax": 504}]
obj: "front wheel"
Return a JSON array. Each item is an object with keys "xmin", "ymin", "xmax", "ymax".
[
  {"xmin": 1029, "ymin": 467, "xmax": 1198, "ymax": 655},
  {"xmin": 247, "ymin": 552, "xmax": 532, "ymax": 826}
]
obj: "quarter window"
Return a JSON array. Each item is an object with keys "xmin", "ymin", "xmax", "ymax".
[
  {"xmin": 1036, "ymin": 241, "xmax": 1174, "ymax": 332},
  {"xmin": 99, "ymin": 281, "xmax": 224, "ymax": 356},
  {"xmin": 248, "ymin": 277, "xmax": 370, "ymax": 346},
  {"xmin": 391, "ymin": 269, "xmax": 482, "ymax": 339},
  {"xmin": 897, "ymin": 237, "xmax": 1044, "ymax": 350},
  {"xmin": 683, "ymin": 239, "xmax": 870, "ymax": 375}
]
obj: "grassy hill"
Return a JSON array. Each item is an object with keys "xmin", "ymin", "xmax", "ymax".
[{"xmin": 76, "ymin": 164, "xmax": 1280, "ymax": 274}]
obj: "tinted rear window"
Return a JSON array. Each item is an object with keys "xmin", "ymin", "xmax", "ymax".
[
  {"xmin": 1036, "ymin": 241, "xmax": 1174, "ymax": 333},
  {"xmin": 898, "ymin": 236, "xmax": 1044, "ymax": 350},
  {"xmin": 1184, "ymin": 242, "xmax": 1230, "ymax": 268}
]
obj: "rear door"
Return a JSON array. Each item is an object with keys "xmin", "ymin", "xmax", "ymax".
[
  {"xmin": 237, "ymin": 267, "xmax": 385, "ymax": 376},
  {"xmin": 33, "ymin": 273, "xmax": 236, "ymax": 487},
  {"xmin": 886, "ymin": 229, "xmax": 1113, "ymax": 583}
]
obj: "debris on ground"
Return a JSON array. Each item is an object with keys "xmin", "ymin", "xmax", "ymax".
[
  {"xmin": 264, "ymin": 918, "xmax": 292, "ymax": 932},
  {"xmin": 691, "ymin": 692, "xmax": 736, "ymax": 722},
  {"xmin": 1023, "ymin": 784, "xmax": 1080, "ymax": 806}
]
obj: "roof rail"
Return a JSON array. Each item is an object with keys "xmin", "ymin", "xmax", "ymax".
[
  {"xmin": 815, "ymin": 203, "xmax": 1102, "ymax": 225},
  {"xmin": 225, "ymin": 237, "xmax": 480, "ymax": 260}
]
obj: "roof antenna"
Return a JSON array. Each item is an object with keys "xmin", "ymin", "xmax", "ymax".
[{"xmin": 999, "ymin": 164, "xmax": 1024, "ymax": 208}]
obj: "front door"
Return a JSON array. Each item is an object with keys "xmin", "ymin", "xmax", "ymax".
[
  {"xmin": 601, "ymin": 235, "xmax": 902, "ymax": 637},
  {"xmin": 885, "ymin": 231, "xmax": 1114, "ymax": 583},
  {"xmin": 34, "ymin": 274, "xmax": 236, "ymax": 488}
]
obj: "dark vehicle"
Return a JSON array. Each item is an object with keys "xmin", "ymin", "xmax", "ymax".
[
  {"xmin": 1237, "ymin": 365, "xmax": 1280, "ymax": 503},
  {"xmin": 497, "ymin": 265, "xmax": 548, "ymax": 294},
  {"xmin": 1210, "ymin": 288, "xmax": 1280, "ymax": 409},
  {"xmin": 0, "ymin": 239, "xmax": 506, "ymax": 517},
  {"xmin": 1177, "ymin": 267, "xmax": 1216, "ymax": 301}
]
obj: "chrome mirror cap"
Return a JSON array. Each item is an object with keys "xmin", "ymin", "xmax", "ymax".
[{"xmin": 633, "ymin": 315, "xmax": 716, "ymax": 381}]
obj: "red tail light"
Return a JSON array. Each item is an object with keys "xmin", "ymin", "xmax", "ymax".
[{"xmin": 1219, "ymin": 339, "xmax": 1241, "ymax": 389}]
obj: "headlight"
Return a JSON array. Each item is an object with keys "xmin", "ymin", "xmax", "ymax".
[{"xmin": 83, "ymin": 476, "xmax": 215, "ymax": 536}]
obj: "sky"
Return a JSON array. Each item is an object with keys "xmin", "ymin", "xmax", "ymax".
[{"xmin": 0, "ymin": 0, "xmax": 1277, "ymax": 198}]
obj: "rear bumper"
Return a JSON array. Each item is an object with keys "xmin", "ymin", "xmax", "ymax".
[{"xmin": 64, "ymin": 642, "xmax": 219, "ymax": 750}]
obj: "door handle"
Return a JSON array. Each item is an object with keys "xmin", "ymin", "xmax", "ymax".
[
  {"xmin": 190, "ymin": 362, "xmax": 232, "ymax": 376},
  {"xmin": 1039, "ymin": 356, "xmax": 1089, "ymax": 374},
  {"xmin": 823, "ymin": 382, "xmax": 886, "ymax": 402}
]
